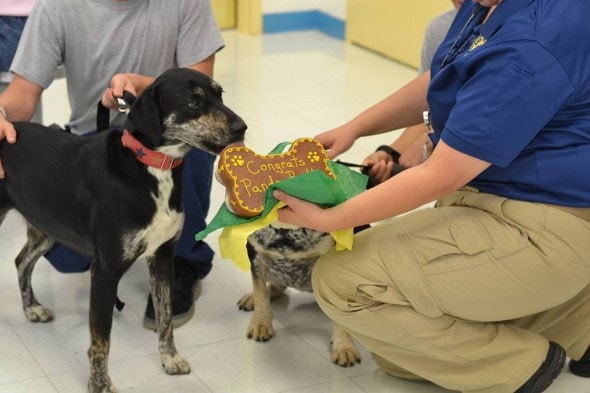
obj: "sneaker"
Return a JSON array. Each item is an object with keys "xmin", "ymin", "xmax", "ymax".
[
  {"xmin": 515, "ymin": 342, "xmax": 566, "ymax": 393},
  {"xmin": 143, "ymin": 259, "xmax": 203, "ymax": 330},
  {"xmin": 569, "ymin": 346, "xmax": 590, "ymax": 377}
]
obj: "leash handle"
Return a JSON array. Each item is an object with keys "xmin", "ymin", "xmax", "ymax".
[
  {"xmin": 118, "ymin": 91, "xmax": 137, "ymax": 114},
  {"xmin": 96, "ymin": 90, "xmax": 137, "ymax": 132}
]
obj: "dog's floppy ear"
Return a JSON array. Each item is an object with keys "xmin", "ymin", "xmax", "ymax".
[{"xmin": 124, "ymin": 82, "xmax": 162, "ymax": 147}]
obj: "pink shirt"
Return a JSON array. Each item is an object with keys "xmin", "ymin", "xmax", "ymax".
[{"xmin": 0, "ymin": 0, "xmax": 36, "ymax": 16}]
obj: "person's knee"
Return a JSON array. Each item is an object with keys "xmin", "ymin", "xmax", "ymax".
[
  {"xmin": 312, "ymin": 254, "xmax": 348, "ymax": 312},
  {"xmin": 311, "ymin": 255, "xmax": 333, "ymax": 293}
]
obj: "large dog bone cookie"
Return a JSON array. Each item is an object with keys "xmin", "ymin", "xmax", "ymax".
[{"xmin": 217, "ymin": 138, "xmax": 336, "ymax": 217}]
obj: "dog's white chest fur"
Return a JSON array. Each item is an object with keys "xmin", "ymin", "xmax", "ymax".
[{"xmin": 123, "ymin": 170, "xmax": 183, "ymax": 259}]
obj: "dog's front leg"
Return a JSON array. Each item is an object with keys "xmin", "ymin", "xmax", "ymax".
[
  {"xmin": 147, "ymin": 241, "xmax": 190, "ymax": 375},
  {"xmin": 245, "ymin": 253, "xmax": 275, "ymax": 342},
  {"xmin": 87, "ymin": 262, "xmax": 120, "ymax": 393}
]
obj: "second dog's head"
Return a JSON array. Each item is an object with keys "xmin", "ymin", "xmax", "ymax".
[{"xmin": 124, "ymin": 68, "xmax": 246, "ymax": 155}]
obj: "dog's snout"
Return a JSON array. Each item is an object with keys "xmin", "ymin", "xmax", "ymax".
[{"xmin": 231, "ymin": 118, "xmax": 247, "ymax": 137}]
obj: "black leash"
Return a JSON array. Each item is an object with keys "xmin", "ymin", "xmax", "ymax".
[
  {"xmin": 335, "ymin": 158, "xmax": 405, "ymax": 189},
  {"xmin": 95, "ymin": 91, "xmax": 136, "ymax": 312},
  {"xmin": 96, "ymin": 91, "xmax": 136, "ymax": 132},
  {"xmin": 334, "ymin": 159, "xmax": 369, "ymax": 170}
]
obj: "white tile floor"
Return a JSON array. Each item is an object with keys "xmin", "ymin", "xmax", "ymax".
[{"xmin": 0, "ymin": 30, "xmax": 587, "ymax": 392}]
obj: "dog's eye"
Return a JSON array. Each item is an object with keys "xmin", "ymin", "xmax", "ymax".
[{"xmin": 188, "ymin": 101, "xmax": 201, "ymax": 110}]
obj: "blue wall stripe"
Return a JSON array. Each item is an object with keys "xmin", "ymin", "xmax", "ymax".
[
  {"xmin": 263, "ymin": 10, "xmax": 345, "ymax": 40},
  {"xmin": 316, "ymin": 11, "xmax": 345, "ymax": 40}
]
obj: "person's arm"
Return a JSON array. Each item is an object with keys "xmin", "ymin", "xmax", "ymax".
[
  {"xmin": 0, "ymin": 74, "xmax": 43, "ymax": 123},
  {"xmin": 315, "ymin": 71, "xmax": 431, "ymax": 159},
  {"xmin": 187, "ymin": 54, "xmax": 215, "ymax": 77},
  {"xmin": 0, "ymin": 75, "xmax": 43, "ymax": 177},
  {"xmin": 390, "ymin": 123, "xmax": 426, "ymax": 155},
  {"xmin": 274, "ymin": 139, "xmax": 490, "ymax": 232},
  {"xmin": 100, "ymin": 54, "xmax": 216, "ymax": 110}
]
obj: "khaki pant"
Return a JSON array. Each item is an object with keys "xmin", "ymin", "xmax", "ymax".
[{"xmin": 312, "ymin": 188, "xmax": 590, "ymax": 392}]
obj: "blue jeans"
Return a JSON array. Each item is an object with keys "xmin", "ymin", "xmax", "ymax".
[
  {"xmin": 0, "ymin": 16, "xmax": 43, "ymax": 124},
  {"xmin": 45, "ymin": 148, "xmax": 215, "ymax": 278},
  {"xmin": 0, "ymin": 16, "xmax": 27, "ymax": 72}
]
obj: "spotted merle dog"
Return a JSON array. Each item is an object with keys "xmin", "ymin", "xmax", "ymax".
[
  {"xmin": 0, "ymin": 68, "xmax": 246, "ymax": 392},
  {"xmin": 238, "ymin": 221, "xmax": 363, "ymax": 367}
]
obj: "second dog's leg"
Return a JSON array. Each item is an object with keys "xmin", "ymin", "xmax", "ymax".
[
  {"xmin": 16, "ymin": 223, "xmax": 55, "ymax": 322},
  {"xmin": 147, "ymin": 241, "xmax": 190, "ymax": 375},
  {"xmin": 331, "ymin": 323, "xmax": 362, "ymax": 367},
  {"xmin": 237, "ymin": 282, "xmax": 286, "ymax": 311},
  {"xmin": 244, "ymin": 247, "xmax": 277, "ymax": 341}
]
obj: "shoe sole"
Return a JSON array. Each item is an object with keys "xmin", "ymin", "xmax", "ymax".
[
  {"xmin": 529, "ymin": 344, "xmax": 566, "ymax": 393},
  {"xmin": 142, "ymin": 280, "xmax": 202, "ymax": 331},
  {"xmin": 569, "ymin": 356, "xmax": 590, "ymax": 377}
]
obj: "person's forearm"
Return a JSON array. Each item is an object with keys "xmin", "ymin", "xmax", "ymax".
[
  {"xmin": 345, "ymin": 71, "xmax": 431, "ymax": 140},
  {"xmin": 321, "ymin": 141, "xmax": 490, "ymax": 231},
  {"xmin": 325, "ymin": 164, "xmax": 446, "ymax": 230},
  {"xmin": 390, "ymin": 123, "xmax": 427, "ymax": 154},
  {"xmin": 0, "ymin": 76, "xmax": 42, "ymax": 122}
]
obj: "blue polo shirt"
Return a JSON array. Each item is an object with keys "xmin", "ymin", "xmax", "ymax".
[{"xmin": 428, "ymin": 0, "xmax": 590, "ymax": 207}]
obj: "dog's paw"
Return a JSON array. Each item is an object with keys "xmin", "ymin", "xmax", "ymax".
[
  {"xmin": 331, "ymin": 324, "xmax": 361, "ymax": 367},
  {"xmin": 331, "ymin": 343, "xmax": 362, "ymax": 367},
  {"xmin": 88, "ymin": 380, "xmax": 119, "ymax": 393},
  {"xmin": 161, "ymin": 353, "xmax": 191, "ymax": 375},
  {"xmin": 237, "ymin": 294, "xmax": 254, "ymax": 311},
  {"xmin": 24, "ymin": 305, "xmax": 54, "ymax": 323},
  {"xmin": 247, "ymin": 321, "xmax": 274, "ymax": 342}
]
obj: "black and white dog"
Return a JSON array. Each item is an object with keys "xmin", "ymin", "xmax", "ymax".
[
  {"xmin": 0, "ymin": 68, "xmax": 246, "ymax": 392},
  {"xmin": 238, "ymin": 222, "xmax": 363, "ymax": 367}
]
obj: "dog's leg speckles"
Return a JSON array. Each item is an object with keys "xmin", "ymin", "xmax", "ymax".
[
  {"xmin": 87, "ymin": 339, "xmax": 117, "ymax": 393},
  {"xmin": 16, "ymin": 223, "xmax": 55, "ymax": 322},
  {"xmin": 330, "ymin": 323, "xmax": 361, "ymax": 367},
  {"xmin": 147, "ymin": 246, "xmax": 191, "ymax": 375}
]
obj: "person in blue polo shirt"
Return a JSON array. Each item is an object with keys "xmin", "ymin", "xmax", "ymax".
[{"xmin": 272, "ymin": 0, "xmax": 590, "ymax": 392}]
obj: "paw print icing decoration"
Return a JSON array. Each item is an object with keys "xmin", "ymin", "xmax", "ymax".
[
  {"xmin": 307, "ymin": 151, "xmax": 320, "ymax": 163},
  {"xmin": 231, "ymin": 155, "xmax": 244, "ymax": 167}
]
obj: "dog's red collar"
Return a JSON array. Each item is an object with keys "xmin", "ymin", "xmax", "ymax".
[{"xmin": 121, "ymin": 130, "xmax": 183, "ymax": 170}]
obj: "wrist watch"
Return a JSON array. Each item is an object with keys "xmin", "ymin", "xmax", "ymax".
[{"xmin": 375, "ymin": 145, "xmax": 401, "ymax": 163}]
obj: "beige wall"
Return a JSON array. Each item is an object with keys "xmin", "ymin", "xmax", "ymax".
[
  {"xmin": 211, "ymin": 0, "xmax": 237, "ymax": 30},
  {"xmin": 347, "ymin": 0, "xmax": 453, "ymax": 69},
  {"xmin": 212, "ymin": 0, "xmax": 454, "ymax": 67}
]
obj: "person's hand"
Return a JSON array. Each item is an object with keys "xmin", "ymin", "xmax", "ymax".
[
  {"xmin": 0, "ymin": 113, "xmax": 17, "ymax": 178},
  {"xmin": 101, "ymin": 73, "xmax": 138, "ymax": 110},
  {"xmin": 314, "ymin": 126, "xmax": 357, "ymax": 160},
  {"xmin": 273, "ymin": 189, "xmax": 331, "ymax": 232},
  {"xmin": 361, "ymin": 151, "xmax": 395, "ymax": 185}
]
